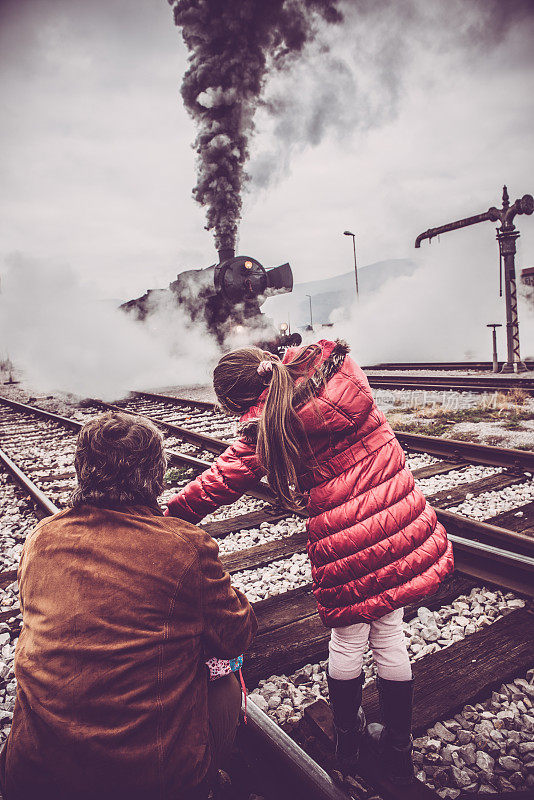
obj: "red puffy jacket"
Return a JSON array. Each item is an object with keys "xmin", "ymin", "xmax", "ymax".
[{"xmin": 166, "ymin": 340, "xmax": 454, "ymax": 626}]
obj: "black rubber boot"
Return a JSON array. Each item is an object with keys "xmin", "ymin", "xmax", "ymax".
[
  {"xmin": 367, "ymin": 677, "xmax": 414, "ymax": 784},
  {"xmin": 327, "ymin": 673, "xmax": 366, "ymax": 773}
]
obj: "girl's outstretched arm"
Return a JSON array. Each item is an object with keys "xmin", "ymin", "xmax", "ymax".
[{"xmin": 164, "ymin": 436, "xmax": 265, "ymax": 523}]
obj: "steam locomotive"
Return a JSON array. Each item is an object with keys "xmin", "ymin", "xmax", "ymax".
[{"xmin": 121, "ymin": 248, "xmax": 300, "ymax": 351}]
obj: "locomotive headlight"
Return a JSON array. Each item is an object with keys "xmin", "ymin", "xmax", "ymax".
[
  {"xmin": 244, "ymin": 260, "xmax": 253, "ymax": 269},
  {"xmin": 280, "ymin": 322, "xmax": 288, "ymax": 332}
]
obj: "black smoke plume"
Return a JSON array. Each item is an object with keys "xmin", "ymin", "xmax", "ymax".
[{"xmin": 168, "ymin": 0, "xmax": 343, "ymax": 253}]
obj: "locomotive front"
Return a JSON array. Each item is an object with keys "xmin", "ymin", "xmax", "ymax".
[
  {"xmin": 121, "ymin": 247, "xmax": 295, "ymax": 349},
  {"xmin": 213, "ymin": 248, "xmax": 293, "ymax": 306}
]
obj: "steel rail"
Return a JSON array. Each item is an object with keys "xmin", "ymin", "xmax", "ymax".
[
  {"xmin": 3, "ymin": 422, "xmax": 530, "ymax": 600},
  {"xmin": 135, "ymin": 390, "xmax": 216, "ymax": 411},
  {"xmin": 2, "ymin": 424, "xmax": 531, "ymax": 603},
  {"xmin": 243, "ymin": 698, "xmax": 352, "ymax": 800},
  {"xmin": 133, "ymin": 391, "xmax": 218, "ymax": 411},
  {"xmin": 0, "ymin": 396, "xmax": 221, "ymax": 470},
  {"xmin": 0, "ymin": 446, "xmax": 60, "ymax": 516},
  {"xmin": 368, "ymin": 380, "xmax": 534, "ymax": 396},
  {"xmin": 366, "ymin": 375, "xmax": 534, "ymax": 388},
  {"xmin": 165, "ymin": 450, "xmax": 277, "ymax": 506},
  {"xmin": 395, "ymin": 432, "xmax": 534, "ymax": 472},
  {"xmin": 230, "ymin": 529, "xmax": 534, "ymax": 602},
  {"xmin": 435, "ymin": 507, "xmax": 534, "ymax": 557},
  {"xmin": 166, "ymin": 449, "xmax": 211, "ymax": 469},
  {"xmin": 2, "ymin": 395, "xmax": 532, "ymax": 542},
  {"xmin": 450, "ymin": 534, "xmax": 534, "ymax": 598},
  {"xmin": 130, "ymin": 391, "xmax": 534, "ymax": 473},
  {"xmin": 91, "ymin": 398, "xmax": 226, "ymax": 456},
  {"xmin": 0, "ymin": 396, "xmax": 83, "ymax": 431},
  {"xmin": 364, "ymin": 361, "xmax": 533, "ymax": 372},
  {"xmin": 0, "ymin": 397, "xmax": 274, "ymax": 505},
  {"xmin": 0, "ymin": 396, "xmax": 211, "ymax": 472},
  {"xmin": 6, "ymin": 392, "xmax": 530, "ymax": 478}
]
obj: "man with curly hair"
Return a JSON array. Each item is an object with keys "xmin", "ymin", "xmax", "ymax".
[{"xmin": 0, "ymin": 411, "xmax": 256, "ymax": 800}]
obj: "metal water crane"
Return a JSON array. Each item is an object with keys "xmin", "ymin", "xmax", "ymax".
[{"xmin": 415, "ymin": 186, "xmax": 534, "ymax": 373}]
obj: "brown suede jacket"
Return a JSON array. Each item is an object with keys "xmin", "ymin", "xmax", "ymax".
[{"xmin": 0, "ymin": 504, "xmax": 257, "ymax": 800}]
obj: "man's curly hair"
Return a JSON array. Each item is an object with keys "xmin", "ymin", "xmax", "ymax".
[{"xmin": 70, "ymin": 411, "xmax": 166, "ymax": 508}]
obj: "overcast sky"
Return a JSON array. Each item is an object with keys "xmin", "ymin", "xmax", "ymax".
[{"xmin": 1, "ymin": 0, "xmax": 533, "ymax": 309}]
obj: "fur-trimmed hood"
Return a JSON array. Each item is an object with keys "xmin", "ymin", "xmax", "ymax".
[{"xmin": 237, "ymin": 338, "xmax": 350, "ymax": 441}]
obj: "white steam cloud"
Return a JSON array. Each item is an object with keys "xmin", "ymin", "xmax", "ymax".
[
  {"xmin": 330, "ymin": 239, "xmax": 534, "ymax": 364},
  {"xmin": 0, "ymin": 254, "xmax": 219, "ymax": 400}
]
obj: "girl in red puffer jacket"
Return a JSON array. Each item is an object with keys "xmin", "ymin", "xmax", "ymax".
[{"xmin": 166, "ymin": 340, "xmax": 454, "ymax": 782}]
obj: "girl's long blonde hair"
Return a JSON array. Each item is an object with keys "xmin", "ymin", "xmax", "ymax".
[{"xmin": 213, "ymin": 344, "xmax": 322, "ymax": 510}]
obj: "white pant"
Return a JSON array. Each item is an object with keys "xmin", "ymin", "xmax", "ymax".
[{"xmin": 328, "ymin": 608, "xmax": 412, "ymax": 681}]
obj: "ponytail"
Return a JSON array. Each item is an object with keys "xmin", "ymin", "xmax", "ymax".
[
  {"xmin": 257, "ymin": 345, "xmax": 322, "ymax": 510},
  {"xmin": 213, "ymin": 344, "xmax": 323, "ymax": 510}
]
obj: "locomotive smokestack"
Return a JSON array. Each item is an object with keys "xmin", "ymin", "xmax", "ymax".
[{"xmin": 218, "ymin": 247, "xmax": 235, "ymax": 264}]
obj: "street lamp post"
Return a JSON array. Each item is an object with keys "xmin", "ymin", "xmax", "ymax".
[
  {"xmin": 305, "ymin": 294, "xmax": 313, "ymax": 329},
  {"xmin": 487, "ymin": 323, "xmax": 502, "ymax": 373},
  {"xmin": 343, "ymin": 230, "xmax": 359, "ymax": 300}
]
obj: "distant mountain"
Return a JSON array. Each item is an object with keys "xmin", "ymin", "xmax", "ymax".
[{"xmin": 266, "ymin": 258, "xmax": 417, "ymax": 328}]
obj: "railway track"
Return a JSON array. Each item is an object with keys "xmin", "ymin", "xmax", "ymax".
[
  {"xmin": 363, "ymin": 361, "xmax": 534, "ymax": 372},
  {"xmin": 0, "ymin": 392, "xmax": 533, "ymax": 798},
  {"xmin": 2, "ymin": 392, "xmax": 533, "ymax": 584},
  {"xmin": 363, "ymin": 373, "xmax": 534, "ymax": 396},
  {"xmin": 0, "ymin": 394, "xmax": 274, "ymax": 507},
  {"xmin": 124, "ymin": 390, "xmax": 534, "ymax": 470}
]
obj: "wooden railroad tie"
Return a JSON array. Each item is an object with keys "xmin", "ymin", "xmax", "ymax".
[
  {"xmin": 243, "ymin": 574, "xmax": 478, "ymax": 687},
  {"xmin": 489, "ymin": 500, "xmax": 534, "ymax": 536}
]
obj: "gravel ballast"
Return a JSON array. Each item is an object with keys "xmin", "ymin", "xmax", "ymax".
[
  {"xmin": 0, "ymin": 471, "xmax": 33, "ymax": 749},
  {"xmin": 0, "ymin": 472, "xmax": 39, "ymax": 572},
  {"xmin": 415, "ymin": 465, "xmax": 502, "ymax": 496},
  {"xmin": 450, "ymin": 479, "xmax": 534, "ymax": 520},
  {"xmin": 218, "ymin": 516, "xmax": 306, "ymax": 555},
  {"xmin": 414, "ymin": 670, "xmax": 534, "ymax": 797},
  {"xmin": 405, "ymin": 453, "xmax": 440, "ymax": 471},
  {"xmin": 232, "ymin": 551, "xmax": 311, "ymax": 601},
  {"xmin": 0, "ymin": 580, "xmax": 21, "ymax": 749}
]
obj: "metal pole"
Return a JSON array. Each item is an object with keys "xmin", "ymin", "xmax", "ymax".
[
  {"xmin": 492, "ymin": 328, "xmax": 498, "ymax": 373},
  {"xmin": 352, "ymin": 236, "xmax": 359, "ymax": 299},
  {"xmin": 487, "ymin": 324, "xmax": 501, "ymax": 373},
  {"xmin": 497, "ymin": 229, "xmax": 527, "ymax": 373},
  {"xmin": 306, "ymin": 294, "xmax": 313, "ymax": 328},
  {"xmin": 343, "ymin": 231, "xmax": 359, "ymax": 301}
]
